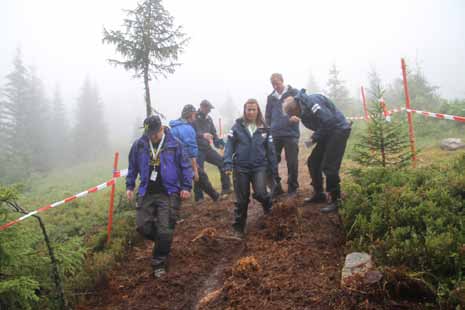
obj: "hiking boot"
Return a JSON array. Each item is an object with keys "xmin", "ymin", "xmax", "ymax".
[
  {"xmin": 195, "ymin": 197, "xmax": 205, "ymax": 205},
  {"xmin": 304, "ymin": 192, "xmax": 327, "ymax": 204},
  {"xmin": 153, "ymin": 264, "xmax": 166, "ymax": 278},
  {"xmin": 212, "ymin": 192, "xmax": 220, "ymax": 202},
  {"xmin": 320, "ymin": 199, "xmax": 342, "ymax": 213},
  {"xmin": 232, "ymin": 227, "xmax": 245, "ymax": 239},
  {"xmin": 287, "ymin": 191, "xmax": 297, "ymax": 198},
  {"xmin": 263, "ymin": 206, "xmax": 272, "ymax": 215},
  {"xmin": 221, "ymin": 189, "xmax": 232, "ymax": 196},
  {"xmin": 272, "ymin": 185, "xmax": 285, "ymax": 198}
]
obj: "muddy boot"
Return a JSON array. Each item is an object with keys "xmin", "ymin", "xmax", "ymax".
[
  {"xmin": 272, "ymin": 183, "xmax": 285, "ymax": 198},
  {"xmin": 320, "ymin": 200, "xmax": 341, "ymax": 213},
  {"xmin": 152, "ymin": 258, "xmax": 167, "ymax": 278},
  {"xmin": 304, "ymin": 192, "xmax": 327, "ymax": 204},
  {"xmin": 232, "ymin": 227, "xmax": 245, "ymax": 239},
  {"xmin": 153, "ymin": 264, "xmax": 166, "ymax": 278},
  {"xmin": 320, "ymin": 191, "xmax": 341, "ymax": 213}
]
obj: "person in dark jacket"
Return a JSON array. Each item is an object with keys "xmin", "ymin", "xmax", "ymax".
[
  {"xmin": 283, "ymin": 90, "xmax": 351, "ymax": 213},
  {"xmin": 224, "ymin": 99, "xmax": 278, "ymax": 238},
  {"xmin": 170, "ymin": 104, "xmax": 220, "ymax": 201},
  {"xmin": 193, "ymin": 99, "xmax": 232, "ymax": 202},
  {"xmin": 265, "ymin": 73, "xmax": 299, "ymax": 197},
  {"xmin": 126, "ymin": 115, "xmax": 193, "ymax": 278}
]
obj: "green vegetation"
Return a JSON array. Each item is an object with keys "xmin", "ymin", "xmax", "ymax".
[
  {"xmin": 341, "ymin": 149, "xmax": 465, "ymax": 306},
  {"xmin": 0, "ymin": 159, "xmax": 138, "ymax": 309}
]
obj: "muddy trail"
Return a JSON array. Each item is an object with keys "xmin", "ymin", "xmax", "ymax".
[{"xmin": 78, "ymin": 159, "xmax": 423, "ymax": 310}]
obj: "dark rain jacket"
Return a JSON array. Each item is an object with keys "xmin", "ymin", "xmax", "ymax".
[
  {"xmin": 224, "ymin": 118, "xmax": 278, "ymax": 176},
  {"xmin": 265, "ymin": 85, "xmax": 299, "ymax": 138},
  {"xmin": 294, "ymin": 90, "xmax": 351, "ymax": 143}
]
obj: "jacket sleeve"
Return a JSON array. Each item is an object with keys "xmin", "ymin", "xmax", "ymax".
[
  {"xmin": 265, "ymin": 96, "xmax": 272, "ymax": 127},
  {"xmin": 310, "ymin": 95, "xmax": 335, "ymax": 143},
  {"xmin": 126, "ymin": 141, "xmax": 139, "ymax": 191},
  {"xmin": 177, "ymin": 142, "xmax": 193, "ymax": 191},
  {"xmin": 210, "ymin": 117, "xmax": 225, "ymax": 148},
  {"xmin": 186, "ymin": 126, "xmax": 198, "ymax": 158},
  {"xmin": 266, "ymin": 133, "xmax": 278, "ymax": 177},
  {"xmin": 223, "ymin": 127, "xmax": 236, "ymax": 171}
]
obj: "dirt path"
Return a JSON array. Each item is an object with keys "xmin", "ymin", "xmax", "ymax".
[{"xmin": 78, "ymin": 157, "xmax": 415, "ymax": 309}]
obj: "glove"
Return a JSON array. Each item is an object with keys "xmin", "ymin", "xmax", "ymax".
[
  {"xmin": 223, "ymin": 166, "xmax": 233, "ymax": 175},
  {"xmin": 215, "ymin": 138, "xmax": 225, "ymax": 149}
]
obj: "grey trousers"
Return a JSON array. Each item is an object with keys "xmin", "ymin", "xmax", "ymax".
[{"xmin": 136, "ymin": 193, "xmax": 181, "ymax": 267}]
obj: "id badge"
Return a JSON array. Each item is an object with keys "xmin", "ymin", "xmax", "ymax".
[{"xmin": 150, "ymin": 169, "xmax": 158, "ymax": 181}]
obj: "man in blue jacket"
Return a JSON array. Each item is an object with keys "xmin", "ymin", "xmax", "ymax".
[
  {"xmin": 193, "ymin": 100, "xmax": 231, "ymax": 202},
  {"xmin": 170, "ymin": 104, "xmax": 221, "ymax": 202},
  {"xmin": 283, "ymin": 90, "xmax": 351, "ymax": 213},
  {"xmin": 265, "ymin": 73, "xmax": 299, "ymax": 197},
  {"xmin": 126, "ymin": 115, "xmax": 192, "ymax": 278}
]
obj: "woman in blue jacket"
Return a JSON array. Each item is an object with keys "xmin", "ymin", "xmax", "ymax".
[{"xmin": 224, "ymin": 99, "xmax": 278, "ymax": 238}]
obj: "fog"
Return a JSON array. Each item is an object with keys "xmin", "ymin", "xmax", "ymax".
[{"xmin": 1, "ymin": 0, "xmax": 464, "ymax": 145}]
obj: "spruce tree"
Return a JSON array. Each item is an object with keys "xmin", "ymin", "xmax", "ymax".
[
  {"xmin": 74, "ymin": 78, "xmax": 108, "ymax": 161},
  {"xmin": 0, "ymin": 50, "xmax": 31, "ymax": 181},
  {"xmin": 326, "ymin": 64, "xmax": 351, "ymax": 113},
  {"xmin": 306, "ymin": 72, "xmax": 321, "ymax": 94},
  {"xmin": 354, "ymin": 100, "xmax": 411, "ymax": 168},
  {"xmin": 49, "ymin": 86, "xmax": 69, "ymax": 166},
  {"xmin": 27, "ymin": 67, "xmax": 51, "ymax": 172},
  {"xmin": 103, "ymin": 0, "xmax": 189, "ymax": 117}
]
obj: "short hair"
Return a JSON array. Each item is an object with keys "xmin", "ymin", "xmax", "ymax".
[
  {"xmin": 283, "ymin": 96, "xmax": 299, "ymax": 116},
  {"xmin": 270, "ymin": 73, "xmax": 284, "ymax": 82}
]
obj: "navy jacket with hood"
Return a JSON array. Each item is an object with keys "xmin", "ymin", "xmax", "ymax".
[
  {"xmin": 224, "ymin": 118, "xmax": 278, "ymax": 176},
  {"xmin": 265, "ymin": 85, "xmax": 299, "ymax": 139},
  {"xmin": 126, "ymin": 128, "xmax": 193, "ymax": 197},
  {"xmin": 294, "ymin": 90, "xmax": 351, "ymax": 143}
]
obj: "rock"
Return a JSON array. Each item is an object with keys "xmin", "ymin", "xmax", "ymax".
[
  {"xmin": 341, "ymin": 252, "xmax": 381, "ymax": 288},
  {"xmin": 440, "ymin": 138, "xmax": 465, "ymax": 151}
]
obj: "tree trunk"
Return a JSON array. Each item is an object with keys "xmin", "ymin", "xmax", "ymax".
[
  {"xmin": 33, "ymin": 215, "xmax": 69, "ymax": 310},
  {"xmin": 144, "ymin": 67, "xmax": 152, "ymax": 117}
]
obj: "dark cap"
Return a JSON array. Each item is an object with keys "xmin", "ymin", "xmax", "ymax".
[
  {"xmin": 143, "ymin": 115, "xmax": 162, "ymax": 134},
  {"xmin": 200, "ymin": 99, "xmax": 214, "ymax": 109},
  {"xmin": 181, "ymin": 104, "xmax": 197, "ymax": 119}
]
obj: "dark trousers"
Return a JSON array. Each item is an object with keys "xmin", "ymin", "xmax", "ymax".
[
  {"xmin": 307, "ymin": 129, "xmax": 351, "ymax": 199},
  {"xmin": 135, "ymin": 193, "xmax": 181, "ymax": 267},
  {"xmin": 194, "ymin": 167, "xmax": 218, "ymax": 201},
  {"xmin": 194, "ymin": 147, "xmax": 231, "ymax": 200},
  {"xmin": 273, "ymin": 137, "xmax": 299, "ymax": 193},
  {"xmin": 233, "ymin": 168, "xmax": 272, "ymax": 232}
]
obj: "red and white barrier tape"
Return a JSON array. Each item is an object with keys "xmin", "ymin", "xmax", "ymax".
[
  {"xmin": 347, "ymin": 107, "xmax": 406, "ymax": 121},
  {"xmin": 0, "ymin": 169, "xmax": 129, "ymax": 231},
  {"xmin": 406, "ymin": 108, "xmax": 465, "ymax": 123},
  {"xmin": 346, "ymin": 107, "xmax": 465, "ymax": 124}
]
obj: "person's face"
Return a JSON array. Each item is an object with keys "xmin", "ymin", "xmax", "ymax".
[
  {"xmin": 271, "ymin": 76, "xmax": 285, "ymax": 93},
  {"xmin": 245, "ymin": 103, "xmax": 258, "ymax": 122},
  {"xmin": 283, "ymin": 97, "xmax": 300, "ymax": 116},
  {"xmin": 187, "ymin": 111, "xmax": 197, "ymax": 123},
  {"xmin": 200, "ymin": 105, "xmax": 211, "ymax": 114},
  {"xmin": 150, "ymin": 127, "xmax": 164, "ymax": 143}
]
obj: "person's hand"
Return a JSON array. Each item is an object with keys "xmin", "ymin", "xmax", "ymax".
[
  {"xmin": 180, "ymin": 190, "xmax": 191, "ymax": 200},
  {"xmin": 289, "ymin": 116, "xmax": 301, "ymax": 124},
  {"xmin": 126, "ymin": 190, "xmax": 134, "ymax": 201},
  {"xmin": 203, "ymin": 133, "xmax": 213, "ymax": 142},
  {"xmin": 304, "ymin": 138, "xmax": 315, "ymax": 148},
  {"xmin": 224, "ymin": 169, "xmax": 232, "ymax": 176}
]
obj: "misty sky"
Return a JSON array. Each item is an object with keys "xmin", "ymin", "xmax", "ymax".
[{"xmin": 1, "ymin": 0, "xmax": 464, "ymax": 143}]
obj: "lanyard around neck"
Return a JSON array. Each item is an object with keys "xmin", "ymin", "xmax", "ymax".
[{"xmin": 149, "ymin": 134, "xmax": 165, "ymax": 161}]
